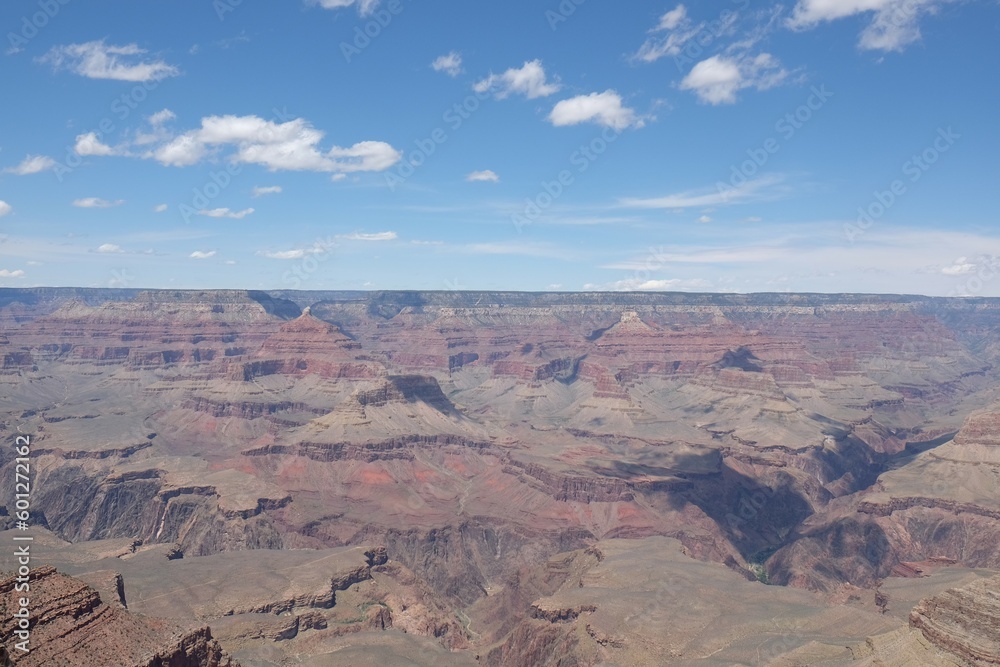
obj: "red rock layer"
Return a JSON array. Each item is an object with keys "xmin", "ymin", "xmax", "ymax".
[
  {"xmin": 909, "ymin": 574, "xmax": 1000, "ymax": 666},
  {"xmin": 0, "ymin": 566, "xmax": 238, "ymax": 667}
]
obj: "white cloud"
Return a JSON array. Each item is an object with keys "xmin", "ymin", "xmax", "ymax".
[
  {"xmin": 602, "ymin": 244, "xmax": 791, "ymax": 269},
  {"xmin": 0, "ymin": 269, "xmax": 26, "ymax": 278},
  {"xmin": 790, "ymin": 0, "xmax": 897, "ymax": 25},
  {"xmin": 4, "ymin": 155, "xmax": 55, "ymax": 175},
  {"xmin": 461, "ymin": 241, "xmax": 573, "ymax": 259},
  {"xmin": 325, "ymin": 141, "xmax": 402, "ymax": 173},
  {"xmin": 658, "ymin": 4, "xmax": 688, "ymax": 30},
  {"xmin": 698, "ymin": 215, "xmax": 713, "ymax": 223},
  {"xmin": 260, "ymin": 249, "xmax": 307, "ymax": 260},
  {"xmin": 152, "ymin": 133, "xmax": 207, "ymax": 167},
  {"xmin": 337, "ymin": 231, "xmax": 397, "ymax": 241},
  {"xmin": 474, "ymin": 60, "xmax": 561, "ymax": 99},
  {"xmin": 680, "ymin": 56, "xmax": 741, "ymax": 104},
  {"xmin": 585, "ymin": 278, "xmax": 713, "ymax": 291},
  {"xmin": 134, "ymin": 109, "xmax": 176, "ymax": 146},
  {"xmin": 252, "ymin": 185, "xmax": 282, "ymax": 197},
  {"xmin": 152, "ymin": 115, "xmax": 401, "ymax": 174},
  {"xmin": 190, "ymin": 250, "xmax": 217, "ymax": 259},
  {"xmin": 148, "ymin": 109, "xmax": 176, "ymax": 125},
  {"xmin": 635, "ymin": 6, "xmax": 790, "ymax": 104},
  {"xmin": 635, "ymin": 29, "xmax": 699, "ymax": 63},
  {"xmin": 0, "ymin": 201, "xmax": 11, "ymax": 217},
  {"xmin": 787, "ymin": 0, "xmax": 952, "ymax": 51},
  {"xmin": 634, "ymin": 4, "xmax": 737, "ymax": 63},
  {"xmin": 411, "ymin": 240, "xmax": 444, "ymax": 246},
  {"xmin": 39, "ymin": 40, "xmax": 179, "ymax": 82},
  {"xmin": 466, "ymin": 170, "xmax": 499, "ymax": 183},
  {"xmin": 257, "ymin": 242, "xmax": 332, "ymax": 259},
  {"xmin": 581, "ymin": 227, "xmax": 1000, "ymax": 296},
  {"xmin": 74, "ymin": 132, "xmax": 116, "ymax": 156},
  {"xmin": 620, "ymin": 174, "xmax": 786, "ymax": 209},
  {"xmin": 529, "ymin": 214, "xmax": 642, "ymax": 226},
  {"xmin": 96, "ymin": 243, "xmax": 123, "ymax": 253},
  {"xmin": 308, "ymin": 0, "xmax": 379, "ymax": 14},
  {"xmin": 680, "ymin": 53, "xmax": 788, "ymax": 104},
  {"xmin": 432, "ymin": 51, "xmax": 463, "ymax": 77},
  {"xmin": 73, "ymin": 197, "xmax": 124, "ymax": 208},
  {"xmin": 197, "ymin": 207, "xmax": 254, "ymax": 219},
  {"xmin": 941, "ymin": 257, "xmax": 976, "ymax": 275},
  {"xmin": 548, "ymin": 91, "xmax": 643, "ymax": 130},
  {"xmin": 154, "ymin": 203, "xmax": 168, "ymax": 212}
]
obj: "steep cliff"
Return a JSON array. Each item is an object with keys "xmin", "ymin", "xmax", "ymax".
[{"xmin": 0, "ymin": 566, "xmax": 238, "ymax": 667}]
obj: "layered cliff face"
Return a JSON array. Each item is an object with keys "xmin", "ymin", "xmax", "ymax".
[
  {"xmin": 909, "ymin": 574, "xmax": 1000, "ymax": 666},
  {"xmin": 0, "ymin": 534, "xmax": 472, "ymax": 666},
  {"xmin": 768, "ymin": 401, "xmax": 1000, "ymax": 591},
  {"xmin": 2, "ymin": 290, "xmax": 298, "ymax": 373},
  {"xmin": 0, "ymin": 566, "xmax": 238, "ymax": 667},
  {"xmin": 241, "ymin": 310, "xmax": 382, "ymax": 381},
  {"xmin": 3, "ymin": 289, "xmax": 1000, "ymax": 665}
]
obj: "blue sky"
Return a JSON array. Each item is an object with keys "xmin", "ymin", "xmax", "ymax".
[{"xmin": 1, "ymin": 0, "xmax": 998, "ymax": 295}]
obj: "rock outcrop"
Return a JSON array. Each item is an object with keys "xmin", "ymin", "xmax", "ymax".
[
  {"xmin": 0, "ymin": 566, "xmax": 238, "ymax": 666},
  {"xmin": 910, "ymin": 574, "xmax": 1000, "ymax": 666}
]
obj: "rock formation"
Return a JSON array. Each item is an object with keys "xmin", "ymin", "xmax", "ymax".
[
  {"xmin": 3, "ymin": 288, "xmax": 1000, "ymax": 665},
  {"xmin": 0, "ymin": 566, "xmax": 238, "ymax": 666},
  {"xmin": 910, "ymin": 574, "xmax": 1000, "ymax": 665}
]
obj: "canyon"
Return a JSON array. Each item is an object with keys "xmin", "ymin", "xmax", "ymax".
[{"xmin": 1, "ymin": 288, "xmax": 999, "ymax": 665}]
